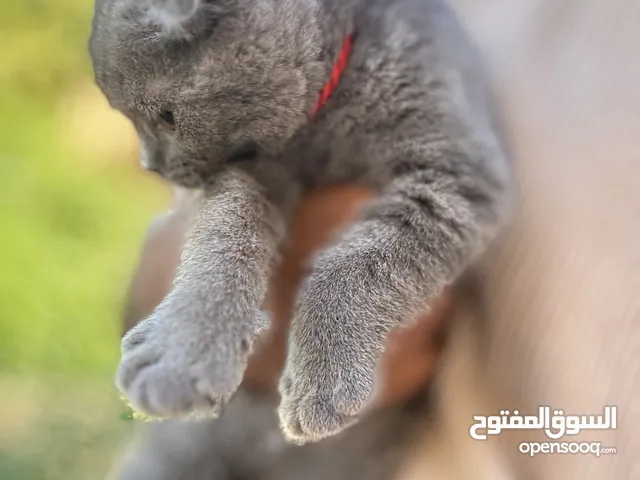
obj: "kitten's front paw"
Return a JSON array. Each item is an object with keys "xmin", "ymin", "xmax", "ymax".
[
  {"xmin": 116, "ymin": 305, "xmax": 266, "ymax": 417},
  {"xmin": 277, "ymin": 349, "xmax": 375, "ymax": 444},
  {"xmin": 277, "ymin": 293, "xmax": 378, "ymax": 444},
  {"xmin": 277, "ymin": 251, "xmax": 391, "ymax": 444}
]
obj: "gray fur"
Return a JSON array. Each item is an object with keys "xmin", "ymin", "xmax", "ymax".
[
  {"xmin": 113, "ymin": 386, "xmax": 426, "ymax": 480},
  {"xmin": 90, "ymin": 0, "xmax": 512, "ymax": 442},
  {"xmin": 112, "ymin": 388, "xmax": 287, "ymax": 480}
]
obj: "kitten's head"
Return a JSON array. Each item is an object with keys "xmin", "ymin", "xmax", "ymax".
[{"xmin": 89, "ymin": 0, "xmax": 323, "ymax": 187}]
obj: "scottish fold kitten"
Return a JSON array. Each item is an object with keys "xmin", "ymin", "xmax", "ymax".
[{"xmin": 89, "ymin": 0, "xmax": 512, "ymax": 444}]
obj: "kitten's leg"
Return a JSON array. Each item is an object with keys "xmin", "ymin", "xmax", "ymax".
[
  {"xmin": 117, "ymin": 167, "xmax": 297, "ymax": 417},
  {"xmin": 111, "ymin": 387, "xmax": 285, "ymax": 480},
  {"xmin": 279, "ymin": 142, "xmax": 512, "ymax": 443}
]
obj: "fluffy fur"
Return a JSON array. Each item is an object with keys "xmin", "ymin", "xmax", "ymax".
[
  {"xmin": 112, "ymin": 386, "xmax": 428, "ymax": 480},
  {"xmin": 89, "ymin": 0, "xmax": 512, "ymax": 443}
]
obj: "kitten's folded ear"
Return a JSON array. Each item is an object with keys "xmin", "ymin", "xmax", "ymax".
[{"xmin": 144, "ymin": 0, "xmax": 202, "ymax": 32}]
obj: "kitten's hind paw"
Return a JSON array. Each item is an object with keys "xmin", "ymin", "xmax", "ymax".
[{"xmin": 116, "ymin": 307, "xmax": 267, "ymax": 418}]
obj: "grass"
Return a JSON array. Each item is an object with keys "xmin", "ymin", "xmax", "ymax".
[{"xmin": 0, "ymin": 1, "xmax": 170, "ymax": 477}]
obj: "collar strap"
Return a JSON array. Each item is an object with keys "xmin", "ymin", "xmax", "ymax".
[{"xmin": 310, "ymin": 32, "xmax": 356, "ymax": 119}]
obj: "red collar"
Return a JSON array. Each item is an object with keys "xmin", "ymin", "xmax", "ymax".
[{"xmin": 310, "ymin": 33, "xmax": 356, "ymax": 119}]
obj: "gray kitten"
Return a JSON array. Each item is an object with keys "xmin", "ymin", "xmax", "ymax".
[{"xmin": 89, "ymin": 0, "xmax": 512, "ymax": 444}]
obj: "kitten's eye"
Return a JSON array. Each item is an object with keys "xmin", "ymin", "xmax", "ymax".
[
  {"xmin": 226, "ymin": 141, "xmax": 259, "ymax": 164},
  {"xmin": 159, "ymin": 110, "xmax": 175, "ymax": 128}
]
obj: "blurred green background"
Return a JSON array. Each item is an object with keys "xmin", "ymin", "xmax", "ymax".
[{"xmin": 0, "ymin": 2, "xmax": 171, "ymax": 478}]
